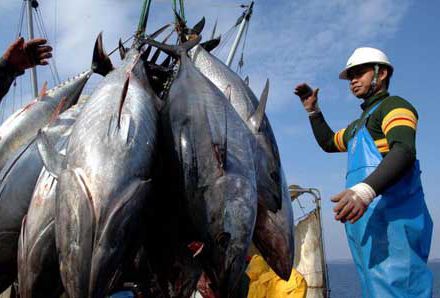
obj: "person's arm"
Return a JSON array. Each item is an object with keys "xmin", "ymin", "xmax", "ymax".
[
  {"xmin": 309, "ymin": 112, "xmax": 349, "ymax": 153},
  {"xmin": 295, "ymin": 83, "xmax": 349, "ymax": 153},
  {"xmin": 332, "ymin": 99, "xmax": 418, "ymax": 223},
  {"xmin": 0, "ymin": 37, "xmax": 52, "ymax": 102},
  {"xmin": 363, "ymin": 102, "xmax": 417, "ymax": 194},
  {"xmin": 0, "ymin": 57, "xmax": 21, "ymax": 100}
]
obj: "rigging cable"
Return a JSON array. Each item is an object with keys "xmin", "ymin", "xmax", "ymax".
[
  {"xmin": 16, "ymin": 1, "xmax": 26, "ymax": 38},
  {"xmin": 212, "ymin": 25, "xmax": 238, "ymax": 56},
  {"xmin": 7, "ymin": 1, "xmax": 27, "ymax": 120},
  {"xmin": 179, "ymin": 0, "xmax": 185, "ymax": 21},
  {"xmin": 236, "ymin": 19, "xmax": 250, "ymax": 74},
  {"xmin": 34, "ymin": 4, "xmax": 61, "ymax": 85}
]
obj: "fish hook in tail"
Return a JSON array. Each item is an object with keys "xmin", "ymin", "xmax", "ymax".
[{"xmin": 92, "ymin": 32, "xmax": 114, "ymax": 77}]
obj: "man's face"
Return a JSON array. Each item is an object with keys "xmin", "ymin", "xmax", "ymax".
[{"xmin": 347, "ymin": 64, "xmax": 375, "ymax": 99}]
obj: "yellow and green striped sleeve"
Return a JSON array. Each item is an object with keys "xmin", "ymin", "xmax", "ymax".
[
  {"xmin": 333, "ymin": 128, "xmax": 347, "ymax": 152},
  {"xmin": 381, "ymin": 108, "xmax": 417, "ymax": 135}
]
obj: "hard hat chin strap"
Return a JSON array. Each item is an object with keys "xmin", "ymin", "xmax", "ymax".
[{"xmin": 365, "ymin": 64, "xmax": 379, "ymax": 98}]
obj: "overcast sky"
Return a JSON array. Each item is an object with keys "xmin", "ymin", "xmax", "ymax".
[{"xmin": 0, "ymin": 0, "xmax": 439, "ymax": 261}]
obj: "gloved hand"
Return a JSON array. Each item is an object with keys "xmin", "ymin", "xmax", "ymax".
[
  {"xmin": 2, "ymin": 37, "xmax": 52, "ymax": 72},
  {"xmin": 331, "ymin": 183, "xmax": 376, "ymax": 224},
  {"xmin": 294, "ymin": 83, "xmax": 320, "ymax": 115}
]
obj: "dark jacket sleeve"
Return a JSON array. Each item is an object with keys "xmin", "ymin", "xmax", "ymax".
[
  {"xmin": 309, "ymin": 112, "xmax": 344, "ymax": 153},
  {"xmin": 0, "ymin": 58, "xmax": 22, "ymax": 102},
  {"xmin": 363, "ymin": 143, "xmax": 415, "ymax": 195},
  {"xmin": 363, "ymin": 96, "xmax": 418, "ymax": 195}
]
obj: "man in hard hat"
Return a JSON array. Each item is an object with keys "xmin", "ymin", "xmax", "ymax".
[
  {"xmin": 294, "ymin": 47, "xmax": 433, "ymax": 297},
  {"xmin": 0, "ymin": 37, "xmax": 52, "ymax": 101}
]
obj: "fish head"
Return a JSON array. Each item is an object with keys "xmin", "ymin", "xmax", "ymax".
[{"xmin": 202, "ymin": 174, "xmax": 257, "ymax": 294}]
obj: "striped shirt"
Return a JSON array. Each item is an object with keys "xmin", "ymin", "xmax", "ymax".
[{"xmin": 311, "ymin": 91, "xmax": 418, "ymax": 157}]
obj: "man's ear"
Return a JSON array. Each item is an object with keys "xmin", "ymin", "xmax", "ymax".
[{"xmin": 379, "ymin": 66, "xmax": 389, "ymax": 81}]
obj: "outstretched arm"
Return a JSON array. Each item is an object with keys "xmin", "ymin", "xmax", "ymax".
[
  {"xmin": 0, "ymin": 37, "xmax": 52, "ymax": 101},
  {"xmin": 295, "ymin": 83, "xmax": 348, "ymax": 153}
]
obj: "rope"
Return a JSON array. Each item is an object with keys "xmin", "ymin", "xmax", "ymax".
[
  {"xmin": 54, "ymin": 0, "xmax": 57, "ymax": 55},
  {"xmin": 16, "ymin": 1, "xmax": 26, "ymax": 38},
  {"xmin": 179, "ymin": 0, "xmax": 185, "ymax": 21},
  {"xmin": 108, "ymin": 34, "xmax": 135, "ymax": 56},
  {"xmin": 236, "ymin": 20, "xmax": 250, "ymax": 73},
  {"xmin": 34, "ymin": 6, "xmax": 61, "ymax": 85},
  {"xmin": 212, "ymin": 25, "xmax": 238, "ymax": 56}
]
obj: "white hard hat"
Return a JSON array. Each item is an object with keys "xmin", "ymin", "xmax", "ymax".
[{"xmin": 339, "ymin": 47, "xmax": 393, "ymax": 80}]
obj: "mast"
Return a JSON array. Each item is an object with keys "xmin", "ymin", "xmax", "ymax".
[
  {"xmin": 225, "ymin": 1, "xmax": 254, "ymax": 67},
  {"xmin": 26, "ymin": 0, "xmax": 38, "ymax": 98}
]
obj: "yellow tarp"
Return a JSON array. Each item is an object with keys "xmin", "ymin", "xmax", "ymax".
[{"xmin": 246, "ymin": 255, "xmax": 307, "ymax": 298}]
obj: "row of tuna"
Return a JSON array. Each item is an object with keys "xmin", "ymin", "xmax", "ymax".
[{"xmin": 0, "ymin": 19, "xmax": 295, "ymax": 298}]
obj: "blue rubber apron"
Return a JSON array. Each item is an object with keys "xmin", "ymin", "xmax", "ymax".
[{"xmin": 345, "ymin": 102, "xmax": 433, "ymax": 298}]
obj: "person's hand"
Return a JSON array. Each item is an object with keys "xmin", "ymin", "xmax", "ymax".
[
  {"xmin": 2, "ymin": 37, "xmax": 53, "ymax": 72},
  {"xmin": 294, "ymin": 83, "xmax": 320, "ymax": 114},
  {"xmin": 331, "ymin": 189, "xmax": 368, "ymax": 224},
  {"xmin": 331, "ymin": 183, "xmax": 376, "ymax": 224}
]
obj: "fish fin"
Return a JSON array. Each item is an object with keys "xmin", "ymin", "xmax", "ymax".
[
  {"xmin": 223, "ymin": 85, "xmax": 232, "ymax": 103},
  {"xmin": 200, "ymin": 37, "xmax": 221, "ymax": 53},
  {"xmin": 160, "ymin": 55, "xmax": 172, "ymax": 67},
  {"xmin": 150, "ymin": 30, "xmax": 174, "ymax": 64},
  {"xmin": 17, "ymin": 215, "xmax": 26, "ymax": 293},
  {"xmin": 36, "ymin": 130, "xmax": 64, "ymax": 178},
  {"xmin": 144, "ymin": 35, "xmax": 201, "ymax": 59},
  {"xmin": 90, "ymin": 179, "xmax": 152, "ymax": 296},
  {"xmin": 56, "ymin": 169, "xmax": 95, "ymax": 298},
  {"xmin": 211, "ymin": 18, "xmax": 218, "ymax": 40},
  {"xmin": 248, "ymin": 79, "xmax": 269, "ymax": 132},
  {"xmin": 179, "ymin": 123, "xmax": 198, "ymax": 183},
  {"xmin": 244, "ymin": 76, "xmax": 249, "ymax": 86},
  {"xmin": 117, "ymin": 76, "xmax": 130, "ymax": 129},
  {"xmin": 38, "ymin": 81, "xmax": 48, "ymax": 99},
  {"xmin": 118, "ymin": 38, "xmax": 127, "ymax": 60},
  {"xmin": 208, "ymin": 102, "xmax": 227, "ymax": 172},
  {"xmin": 48, "ymin": 96, "xmax": 68, "ymax": 124},
  {"xmin": 192, "ymin": 17, "xmax": 206, "ymax": 35},
  {"xmin": 92, "ymin": 32, "xmax": 114, "ymax": 76},
  {"xmin": 19, "ymin": 215, "xmax": 27, "ymax": 264}
]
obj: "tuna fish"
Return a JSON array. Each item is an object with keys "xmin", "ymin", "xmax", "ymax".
[
  {"xmin": 146, "ymin": 36, "xmax": 258, "ymax": 296},
  {"xmin": 17, "ymin": 100, "xmax": 86, "ymax": 298},
  {"xmin": 0, "ymin": 34, "xmax": 112, "ymax": 293},
  {"xmin": 190, "ymin": 45, "xmax": 294, "ymax": 280},
  {"xmin": 48, "ymin": 43, "xmax": 158, "ymax": 298},
  {"xmin": 0, "ymin": 33, "xmax": 112, "ymax": 172}
]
